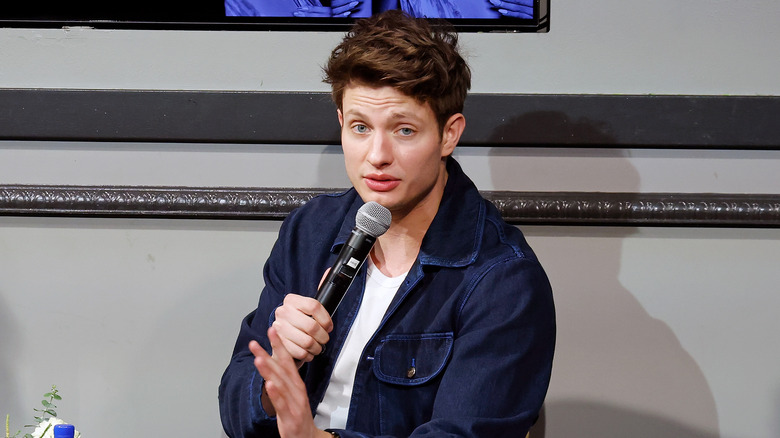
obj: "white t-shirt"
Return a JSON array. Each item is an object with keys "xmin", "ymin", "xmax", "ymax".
[{"xmin": 314, "ymin": 256, "xmax": 407, "ymax": 430}]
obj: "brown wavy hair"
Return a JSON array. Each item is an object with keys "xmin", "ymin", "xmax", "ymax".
[{"xmin": 323, "ymin": 10, "xmax": 471, "ymax": 132}]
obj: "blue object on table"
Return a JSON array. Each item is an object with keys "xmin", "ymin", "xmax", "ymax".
[{"xmin": 53, "ymin": 424, "xmax": 75, "ymax": 438}]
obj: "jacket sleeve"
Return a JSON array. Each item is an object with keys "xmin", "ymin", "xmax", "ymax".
[{"xmin": 429, "ymin": 257, "xmax": 555, "ymax": 436}]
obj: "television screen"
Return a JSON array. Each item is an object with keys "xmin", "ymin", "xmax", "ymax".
[{"xmin": 1, "ymin": 0, "xmax": 549, "ymax": 32}]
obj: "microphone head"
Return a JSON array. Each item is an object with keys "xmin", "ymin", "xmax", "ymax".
[{"xmin": 355, "ymin": 201, "xmax": 392, "ymax": 238}]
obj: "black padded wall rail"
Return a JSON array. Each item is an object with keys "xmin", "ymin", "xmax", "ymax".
[{"xmin": 1, "ymin": 89, "xmax": 779, "ymax": 148}]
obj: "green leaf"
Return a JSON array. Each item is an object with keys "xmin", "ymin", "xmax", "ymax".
[
  {"xmin": 51, "ymin": 394, "xmax": 62, "ymax": 401},
  {"xmin": 41, "ymin": 400, "xmax": 51, "ymax": 408}
]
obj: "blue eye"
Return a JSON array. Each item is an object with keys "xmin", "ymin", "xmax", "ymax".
[
  {"xmin": 399, "ymin": 127, "xmax": 414, "ymax": 136},
  {"xmin": 353, "ymin": 124, "xmax": 368, "ymax": 133}
]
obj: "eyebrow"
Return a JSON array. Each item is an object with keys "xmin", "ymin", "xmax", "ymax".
[
  {"xmin": 342, "ymin": 109, "xmax": 423, "ymax": 124},
  {"xmin": 342, "ymin": 109, "xmax": 367, "ymax": 119}
]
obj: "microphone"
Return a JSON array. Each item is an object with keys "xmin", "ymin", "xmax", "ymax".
[{"xmin": 315, "ymin": 201, "xmax": 392, "ymax": 315}]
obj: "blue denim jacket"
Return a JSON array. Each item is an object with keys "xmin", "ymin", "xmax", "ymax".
[{"xmin": 219, "ymin": 158, "xmax": 556, "ymax": 438}]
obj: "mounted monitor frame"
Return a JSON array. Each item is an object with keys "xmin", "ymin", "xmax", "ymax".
[{"xmin": 0, "ymin": 0, "xmax": 549, "ymax": 33}]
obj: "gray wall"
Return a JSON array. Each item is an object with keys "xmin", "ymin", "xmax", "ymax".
[{"xmin": 2, "ymin": 1, "xmax": 780, "ymax": 438}]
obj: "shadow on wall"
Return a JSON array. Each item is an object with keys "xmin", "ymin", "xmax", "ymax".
[
  {"xmin": 775, "ymin": 390, "xmax": 780, "ymax": 438},
  {"xmin": 535, "ymin": 401, "xmax": 719, "ymax": 438},
  {"xmin": 488, "ymin": 113, "xmax": 721, "ymax": 438}
]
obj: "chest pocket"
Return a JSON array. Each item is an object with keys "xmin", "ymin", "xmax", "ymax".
[{"xmin": 372, "ymin": 332, "xmax": 454, "ymax": 386}]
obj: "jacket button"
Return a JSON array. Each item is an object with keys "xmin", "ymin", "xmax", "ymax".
[{"xmin": 406, "ymin": 366, "xmax": 416, "ymax": 378}]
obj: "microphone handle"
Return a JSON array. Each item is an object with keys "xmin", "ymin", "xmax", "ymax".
[{"xmin": 316, "ymin": 229, "xmax": 377, "ymax": 315}]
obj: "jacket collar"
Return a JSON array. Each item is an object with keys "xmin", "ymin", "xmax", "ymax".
[
  {"xmin": 419, "ymin": 157, "xmax": 484, "ymax": 268},
  {"xmin": 331, "ymin": 157, "xmax": 483, "ymax": 268}
]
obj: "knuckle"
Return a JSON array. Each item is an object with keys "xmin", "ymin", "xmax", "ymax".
[
  {"xmin": 300, "ymin": 336, "xmax": 317, "ymax": 350},
  {"xmin": 303, "ymin": 317, "xmax": 319, "ymax": 333},
  {"xmin": 274, "ymin": 305, "xmax": 288, "ymax": 320},
  {"xmin": 271, "ymin": 320, "xmax": 288, "ymax": 336}
]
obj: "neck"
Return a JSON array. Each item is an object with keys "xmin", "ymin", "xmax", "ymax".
[
  {"xmin": 371, "ymin": 168, "xmax": 448, "ymax": 277},
  {"xmin": 371, "ymin": 223, "xmax": 427, "ymax": 277}
]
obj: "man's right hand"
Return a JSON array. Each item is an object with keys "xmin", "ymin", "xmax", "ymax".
[{"xmin": 271, "ymin": 293, "xmax": 334, "ymax": 365}]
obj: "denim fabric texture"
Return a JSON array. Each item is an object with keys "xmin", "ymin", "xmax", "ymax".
[{"xmin": 218, "ymin": 157, "xmax": 556, "ymax": 438}]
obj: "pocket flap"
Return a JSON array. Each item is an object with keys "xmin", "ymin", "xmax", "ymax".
[{"xmin": 373, "ymin": 332, "xmax": 454, "ymax": 386}]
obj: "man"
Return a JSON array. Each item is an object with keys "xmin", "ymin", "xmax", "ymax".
[{"xmin": 219, "ymin": 10, "xmax": 555, "ymax": 438}]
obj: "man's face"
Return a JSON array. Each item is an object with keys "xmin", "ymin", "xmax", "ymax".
[{"xmin": 338, "ymin": 84, "xmax": 463, "ymax": 219}]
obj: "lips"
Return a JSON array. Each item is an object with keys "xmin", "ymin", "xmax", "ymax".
[{"xmin": 364, "ymin": 174, "xmax": 401, "ymax": 192}]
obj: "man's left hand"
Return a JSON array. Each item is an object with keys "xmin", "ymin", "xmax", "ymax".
[{"xmin": 251, "ymin": 328, "xmax": 332, "ymax": 438}]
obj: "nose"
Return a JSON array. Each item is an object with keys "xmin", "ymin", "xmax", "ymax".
[{"xmin": 366, "ymin": 130, "xmax": 393, "ymax": 168}]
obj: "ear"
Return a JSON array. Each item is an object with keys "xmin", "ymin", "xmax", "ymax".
[
  {"xmin": 440, "ymin": 113, "xmax": 465, "ymax": 157},
  {"xmin": 337, "ymin": 109, "xmax": 344, "ymax": 128}
]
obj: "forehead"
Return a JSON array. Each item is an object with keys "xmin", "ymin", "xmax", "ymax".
[{"xmin": 341, "ymin": 84, "xmax": 433, "ymax": 118}]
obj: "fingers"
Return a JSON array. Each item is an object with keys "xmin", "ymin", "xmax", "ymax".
[
  {"xmin": 284, "ymin": 294, "xmax": 335, "ymax": 333},
  {"xmin": 507, "ymin": 0, "xmax": 533, "ymax": 6},
  {"xmin": 488, "ymin": 0, "xmax": 533, "ymax": 8},
  {"xmin": 252, "ymin": 332, "xmax": 298, "ymax": 399},
  {"xmin": 293, "ymin": 6, "xmax": 331, "ymax": 17},
  {"xmin": 331, "ymin": 0, "xmax": 360, "ymax": 15},
  {"xmin": 318, "ymin": 268, "xmax": 331, "ymax": 289},
  {"xmin": 253, "ymin": 328, "xmax": 313, "ymax": 430},
  {"xmin": 488, "ymin": 0, "xmax": 533, "ymax": 16},
  {"xmin": 497, "ymin": 9, "xmax": 532, "ymax": 18},
  {"xmin": 249, "ymin": 339, "xmax": 266, "ymax": 358},
  {"xmin": 272, "ymin": 294, "xmax": 333, "ymax": 362},
  {"xmin": 272, "ymin": 319, "xmax": 319, "ymax": 363}
]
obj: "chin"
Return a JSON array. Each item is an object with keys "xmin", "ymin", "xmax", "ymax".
[{"xmin": 356, "ymin": 190, "xmax": 399, "ymax": 210}]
